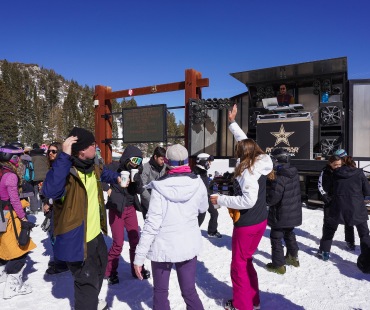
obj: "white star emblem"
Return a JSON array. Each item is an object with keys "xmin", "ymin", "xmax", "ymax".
[{"xmin": 271, "ymin": 124, "xmax": 294, "ymax": 146}]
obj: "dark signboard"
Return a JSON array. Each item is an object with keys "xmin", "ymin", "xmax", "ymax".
[
  {"xmin": 256, "ymin": 118, "xmax": 313, "ymax": 159},
  {"xmin": 122, "ymin": 104, "xmax": 167, "ymax": 143}
]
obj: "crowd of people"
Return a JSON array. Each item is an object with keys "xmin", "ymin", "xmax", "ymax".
[{"xmin": 1, "ymin": 104, "xmax": 370, "ymax": 309}]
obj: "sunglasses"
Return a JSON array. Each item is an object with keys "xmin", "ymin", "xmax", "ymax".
[
  {"xmin": 130, "ymin": 157, "xmax": 142, "ymax": 165},
  {"xmin": 47, "ymin": 150, "xmax": 58, "ymax": 154}
]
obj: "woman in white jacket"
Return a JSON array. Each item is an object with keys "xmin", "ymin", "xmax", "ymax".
[
  {"xmin": 134, "ymin": 144, "xmax": 208, "ymax": 310},
  {"xmin": 211, "ymin": 105, "xmax": 273, "ymax": 310}
]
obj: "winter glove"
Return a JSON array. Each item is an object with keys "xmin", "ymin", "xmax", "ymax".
[
  {"xmin": 41, "ymin": 216, "xmax": 51, "ymax": 232},
  {"xmin": 18, "ymin": 221, "xmax": 36, "ymax": 246}
]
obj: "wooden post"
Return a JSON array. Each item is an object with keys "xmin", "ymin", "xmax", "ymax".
[
  {"xmin": 94, "ymin": 85, "xmax": 112, "ymax": 164},
  {"xmin": 185, "ymin": 69, "xmax": 201, "ymax": 149},
  {"xmin": 185, "ymin": 69, "xmax": 202, "ymax": 168}
]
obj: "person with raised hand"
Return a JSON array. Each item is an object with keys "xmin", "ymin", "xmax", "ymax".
[
  {"xmin": 42, "ymin": 127, "xmax": 121, "ymax": 310},
  {"xmin": 210, "ymin": 104, "xmax": 273, "ymax": 310}
]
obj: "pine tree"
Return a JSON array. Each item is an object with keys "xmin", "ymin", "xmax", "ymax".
[
  {"xmin": 0, "ymin": 80, "xmax": 18, "ymax": 143},
  {"xmin": 62, "ymin": 81, "xmax": 81, "ymax": 135}
]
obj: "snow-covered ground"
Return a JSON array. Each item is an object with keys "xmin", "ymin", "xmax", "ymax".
[{"xmin": 1, "ymin": 205, "xmax": 369, "ymax": 310}]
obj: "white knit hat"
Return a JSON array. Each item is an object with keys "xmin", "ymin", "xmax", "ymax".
[{"xmin": 166, "ymin": 144, "xmax": 189, "ymax": 167}]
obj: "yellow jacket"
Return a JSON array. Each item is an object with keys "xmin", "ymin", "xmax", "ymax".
[{"xmin": 0, "ymin": 200, "xmax": 36, "ymax": 260}]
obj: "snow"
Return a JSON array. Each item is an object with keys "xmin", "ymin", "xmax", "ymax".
[{"xmin": 1, "ymin": 206, "xmax": 370, "ymax": 310}]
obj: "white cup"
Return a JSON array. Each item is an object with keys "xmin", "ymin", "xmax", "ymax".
[
  {"xmin": 131, "ymin": 168, "xmax": 139, "ymax": 182},
  {"xmin": 210, "ymin": 193, "xmax": 221, "ymax": 209},
  {"xmin": 120, "ymin": 171, "xmax": 130, "ymax": 187}
]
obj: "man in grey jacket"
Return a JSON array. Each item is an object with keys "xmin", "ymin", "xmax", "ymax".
[{"xmin": 140, "ymin": 146, "xmax": 167, "ymax": 219}]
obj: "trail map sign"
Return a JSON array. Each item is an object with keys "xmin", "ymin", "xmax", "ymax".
[{"xmin": 122, "ymin": 104, "xmax": 167, "ymax": 143}]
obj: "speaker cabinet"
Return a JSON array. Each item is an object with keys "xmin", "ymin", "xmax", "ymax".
[
  {"xmin": 319, "ymin": 135, "xmax": 343, "ymax": 156},
  {"xmin": 319, "ymin": 102, "xmax": 343, "ymax": 126},
  {"xmin": 319, "ymin": 101, "xmax": 345, "ymax": 155}
]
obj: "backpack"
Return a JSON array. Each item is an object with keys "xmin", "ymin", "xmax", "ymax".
[
  {"xmin": 31, "ymin": 155, "xmax": 49, "ymax": 182},
  {"xmin": 23, "ymin": 159, "xmax": 35, "ymax": 182}
]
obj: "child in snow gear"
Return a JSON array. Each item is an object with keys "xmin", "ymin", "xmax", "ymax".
[{"xmin": 265, "ymin": 148, "xmax": 302, "ymax": 274}]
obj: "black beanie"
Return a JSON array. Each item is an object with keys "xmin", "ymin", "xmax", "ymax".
[{"xmin": 68, "ymin": 127, "xmax": 95, "ymax": 154}]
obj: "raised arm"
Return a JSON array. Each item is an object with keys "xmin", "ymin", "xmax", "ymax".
[{"xmin": 228, "ymin": 104, "xmax": 248, "ymax": 141}]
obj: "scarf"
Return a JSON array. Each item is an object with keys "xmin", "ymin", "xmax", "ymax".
[
  {"xmin": 72, "ymin": 157, "xmax": 95, "ymax": 174},
  {"xmin": 167, "ymin": 165, "xmax": 191, "ymax": 174}
]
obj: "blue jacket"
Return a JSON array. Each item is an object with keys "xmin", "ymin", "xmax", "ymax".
[{"xmin": 42, "ymin": 152, "xmax": 119, "ymax": 261}]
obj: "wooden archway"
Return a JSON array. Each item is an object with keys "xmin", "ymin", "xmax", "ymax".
[{"xmin": 94, "ymin": 69, "xmax": 209, "ymax": 164}]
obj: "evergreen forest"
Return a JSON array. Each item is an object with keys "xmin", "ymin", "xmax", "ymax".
[{"xmin": 0, "ymin": 60, "xmax": 184, "ymax": 157}]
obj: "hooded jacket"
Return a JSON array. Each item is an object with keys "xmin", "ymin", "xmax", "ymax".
[
  {"xmin": 331, "ymin": 166, "xmax": 370, "ymax": 226},
  {"xmin": 134, "ymin": 173, "xmax": 208, "ymax": 265},
  {"xmin": 103, "ymin": 145, "xmax": 144, "ymax": 213},
  {"xmin": 218, "ymin": 154, "xmax": 273, "ymax": 227},
  {"xmin": 42, "ymin": 152, "xmax": 119, "ymax": 262},
  {"xmin": 267, "ymin": 163, "xmax": 302, "ymax": 228},
  {"xmin": 217, "ymin": 121, "xmax": 273, "ymax": 227}
]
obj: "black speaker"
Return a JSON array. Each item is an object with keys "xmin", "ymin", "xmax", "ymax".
[
  {"xmin": 319, "ymin": 135, "xmax": 343, "ymax": 156},
  {"xmin": 319, "ymin": 101, "xmax": 345, "ymax": 155},
  {"xmin": 319, "ymin": 102, "xmax": 343, "ymax": 126}
]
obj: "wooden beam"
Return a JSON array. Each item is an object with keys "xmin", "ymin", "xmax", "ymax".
[{"xmin": 105, "ymin": 78, "xmax": 209, "ymax": 100}]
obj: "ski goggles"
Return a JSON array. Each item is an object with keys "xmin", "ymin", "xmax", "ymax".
[{"xmin": 129, "ymin": 157, "xmax": 142, "ymax": 165}]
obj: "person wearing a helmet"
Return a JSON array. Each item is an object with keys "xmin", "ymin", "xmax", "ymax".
[
  {"xmin": 194, "ymin": 153, "xmax": 222, "ymax": 238},
  {"xmin": 265, "ymin": 148, "xmax": 302, "ymax": 274},
  {"xmin": 0, "ymin": 145, "xmax": 36, "ymax": 299}
]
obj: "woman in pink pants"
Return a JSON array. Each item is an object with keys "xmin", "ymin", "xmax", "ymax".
[{"xmin": 211, "ymin": 105, "xmax": 273, "ymax": 310}]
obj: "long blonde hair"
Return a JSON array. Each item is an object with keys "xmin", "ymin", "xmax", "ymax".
[
  {"xmin": 234, "ymin": 139, "xmax": 266, "ymax": 177},
  {"xmin": 0, "ymin": 161, "xmax": 23, "ymax": 188}
]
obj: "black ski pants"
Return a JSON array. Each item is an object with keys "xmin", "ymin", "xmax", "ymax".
[
  {"xmin": 270, "ymin": 227, "xmax": 299, "ymax": 267},
  {"xmin": 320, "ymin": 218, "xmax": 370, "ymax": 253},
  {"xmin": 67, "ymin": 233, "xmax": 108, "ymax": 310},
  {"xmin": 197, "ymin": 202, "xmax": 219, "ymax": 234},
  {"xmin": 323, "ymin": 205, "xmax": 355, "ymax": 243},
  {"xmin": 0, "ymin": 253, "xmax": 27, "ymax": 274}
]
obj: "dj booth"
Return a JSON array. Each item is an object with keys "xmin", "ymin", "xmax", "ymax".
[{"xmin": 256, "ymin": 109, "xmax": 313, "ymax": 160}]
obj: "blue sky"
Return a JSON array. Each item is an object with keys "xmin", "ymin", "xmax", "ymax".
[{"xmin": 1, "ymin": 0, "xmax": 370, "ymax": 123}]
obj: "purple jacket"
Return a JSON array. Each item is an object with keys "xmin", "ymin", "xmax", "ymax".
[{"xmin": 0, "ymin": 169, "xmax": 25, "ymax": 219}]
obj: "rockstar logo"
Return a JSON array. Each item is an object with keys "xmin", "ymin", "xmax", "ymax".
[{"xmin": 271, "ymin": 124, "xmax": 294, "ymax": 146}]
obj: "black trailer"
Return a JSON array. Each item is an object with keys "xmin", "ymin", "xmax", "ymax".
[{"xmin": 187, "ymin": 57, "xmax": 370, "ymax": 205}]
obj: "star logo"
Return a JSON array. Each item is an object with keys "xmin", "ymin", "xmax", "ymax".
[{"xmin": 271, "ymin": 124, "xmax": 294, "ymax": 146}]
